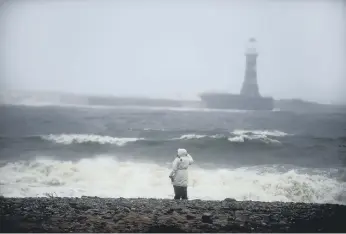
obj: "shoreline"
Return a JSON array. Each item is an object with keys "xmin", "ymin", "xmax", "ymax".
[{"xmin": 1, "ymin": 196, "xmax": 346, "ymax": 232}]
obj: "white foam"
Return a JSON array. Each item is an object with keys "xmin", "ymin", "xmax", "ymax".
[
  {"xmin": 228, "ymin": 135, "xmax": 282, "ymax": 145},
  {"xmin": 228, "ymin": 135, "xmax": 246, "ymax": 142},
  {"xmin": 176, "ymin": 134, "xmax": 207, "ymax": 140},
  {"xmin": 228, "ymin": 130, "xmax": 286, "ymax": 145},
  {"xmin": 0, "ymin": 157, "xmax": 344, "ymax": 204},
  {"xmin": 175, "ymin": 134, "xmax": 224, "ymax": 140},
  {"xmin": 42, "ymin": 134, "xmax": 142, "ymax": 146},
  {"xmin": 232, "ymin": 130, "xmax": 290, "ymax": 137},
  {"xmin": 41, "ymin": 132, "xmax": 282, "ymax": 145}
]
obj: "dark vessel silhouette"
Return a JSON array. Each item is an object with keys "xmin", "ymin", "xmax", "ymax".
[{"xmin": 199, "ymin": 38, "xmax": 274, "ymax": 110}]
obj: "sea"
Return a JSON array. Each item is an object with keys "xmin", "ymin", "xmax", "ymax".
[{"xmin": 1, "ymin": 101, "xmax": 346, "ymax": 205}]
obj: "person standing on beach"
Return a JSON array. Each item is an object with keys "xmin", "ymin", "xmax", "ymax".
[{"xmin": 169, "ymin": 148, "xmax": 194, "ymax": 200}]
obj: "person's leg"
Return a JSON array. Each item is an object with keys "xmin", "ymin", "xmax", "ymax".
[
  {"xmin": 175, "ymin": 186, "xmax": 187, "ymax": 200},
  {"xmin": 173, "ymin": 186, "xmax": 180, "ymax": 199},
  {"xmin": 181, "ymin": 186, "xmax": 188, "ymax": 200},
  {"xmin": 177, "ymin": 186, "xmax": 184, "ymax": 199}
]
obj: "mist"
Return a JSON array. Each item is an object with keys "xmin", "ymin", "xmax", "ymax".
[{"xmin": 0, "ymin": 0, "xmax": 345, "ymax": 104}]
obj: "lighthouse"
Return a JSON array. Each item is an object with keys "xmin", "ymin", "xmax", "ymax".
[
  {"xmin": 240, "ymin": 37, "xmax": 261, "ymax": 97},
  {"xmin": 199, "ymin": 37, "xmax": 274, "ymax": 110}
]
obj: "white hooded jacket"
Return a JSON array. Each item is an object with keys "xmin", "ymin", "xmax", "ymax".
[{"xmin": 169, "ymin": 148, "xmax": 194, "ymax": 187}]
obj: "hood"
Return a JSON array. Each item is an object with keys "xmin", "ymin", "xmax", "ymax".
[{"xmin": 177, "ymin": 148, "xmax": 188, "ymax": 157}]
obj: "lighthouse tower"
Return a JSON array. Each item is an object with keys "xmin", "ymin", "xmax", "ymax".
[{"xmin": 240, "ymin": 38, "xmax": 260, "ymax": 97}]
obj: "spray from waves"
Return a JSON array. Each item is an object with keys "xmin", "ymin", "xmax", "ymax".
[
  {"xmin": 41, "ymin": 134, "xmax": 144, "ymax": 146},
  {"xmin": 0, "ymin": 156, "xmax": 344, "ymax": 204}
]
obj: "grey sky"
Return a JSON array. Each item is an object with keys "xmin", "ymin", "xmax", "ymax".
[{"xmin": 0, "ymin": 0, "xmax": 345, "ymax": 103}]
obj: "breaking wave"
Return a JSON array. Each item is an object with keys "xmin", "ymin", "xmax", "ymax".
[
  {"xmin": 174, "ymin": 130, "xmax": 289, "ymax": 145},
  {"xmin": 6, "ymin": 130, "xmax": 343, "ymax": 155},
  {"xmin": 41, "ymin": 134, "xmax": 143, "ymax": 146},
  {"xmin": 40, "ymin": 130, "xmax": 288, "ymax": 146},
  {"xmin": 174, "ymin": 134, "xmax": 222, "ymax": 140},
  {"xmin": 231, "ymin": 130, "xmax": 290, "ymax": 137},
  {"xmin": 0, "ymin": 130, "xmax": 293, "ymax": 148},
  {"xmin": 0, "ymin": 156, "xmax": 345, "ymax": 204}
]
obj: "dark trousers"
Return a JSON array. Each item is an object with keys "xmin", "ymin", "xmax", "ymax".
[{"xmin": 173, "ymin": 185, "xmax": 188, "ymax": 200}]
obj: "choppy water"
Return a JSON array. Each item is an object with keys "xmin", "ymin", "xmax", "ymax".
[{"xmin": 1, "ymin": 104, "xmax": 345, "ymax": 204}]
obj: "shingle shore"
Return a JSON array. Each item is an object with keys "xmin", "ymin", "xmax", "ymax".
[{"xmin": 1, "ymin": 196, "xmax": 345, "ymax": 232}]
